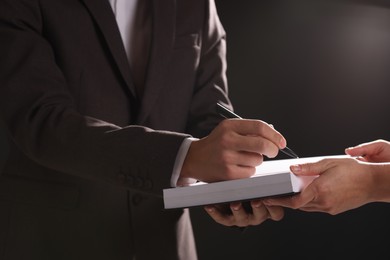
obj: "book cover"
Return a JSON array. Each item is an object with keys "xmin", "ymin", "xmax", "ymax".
[{"xmin": 163, "ymin": 155, "xmax": 345, "ymax": 209}]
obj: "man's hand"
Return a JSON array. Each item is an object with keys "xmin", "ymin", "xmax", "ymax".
[
  {"xmin": 181, "ymin": 119, "xmax": 287, "ymax": 182},
  {"xmin": 180, "ymin": 118, "xmax": 287, "ymax": 226},
  {"xmin": 205, "ymin": 200, "xmax": 284, "ymax": 227}
]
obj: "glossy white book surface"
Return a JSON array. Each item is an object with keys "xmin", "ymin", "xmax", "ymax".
[{"xmin": 163, "ymin": 155, "xmax": 346, "ymax": 209}]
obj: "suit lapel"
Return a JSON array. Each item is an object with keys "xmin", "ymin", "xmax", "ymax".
[
  {"xmin": 137, "ymin": 0, "xmax": 176, "ymax": 124},
  {"xmin": 81, "ymin": 0, "xmax": 137, "ymax": 97}
]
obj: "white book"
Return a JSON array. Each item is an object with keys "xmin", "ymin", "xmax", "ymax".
[{"xmin": 163, "ymin": 155, "xmax": 346, "ymax": 209}]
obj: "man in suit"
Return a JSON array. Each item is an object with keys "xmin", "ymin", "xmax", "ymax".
[{"xmin": 0, "ymin": 0, "xmax": 286, "ymax": 259}]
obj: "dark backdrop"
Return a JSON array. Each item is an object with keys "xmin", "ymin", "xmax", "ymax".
[
  {"xmin": 0, "ymin": 0, "xmax": 390, "ymax": 259},
  {"xmin": 191, "ymin": 0, "xmax": 390, "ymax": 259},
  {"xmin": 0, "ymin": 121, "xmax": 7, "ymax": 178}
]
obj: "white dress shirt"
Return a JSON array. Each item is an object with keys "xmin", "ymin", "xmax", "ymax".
[
  {"xmin": 108, "ymin": 0, "xmax": 137, "ymax": 63},
  {"xmin": 108, "ymin": 0, "xmax": 196, "ymax": 187}
]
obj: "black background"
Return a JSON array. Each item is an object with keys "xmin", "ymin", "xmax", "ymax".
[
  {"xmin": 1, "ymin": 0, "xmax": 390, "ymax": 259},
  {"xmin": 191, "ymin": 0, "xmax": 390, "ymax": 259}
]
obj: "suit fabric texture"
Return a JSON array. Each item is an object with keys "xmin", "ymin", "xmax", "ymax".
[{"xmin": 0, "ymin": 0, "xmax": 230, "ymax": 259}]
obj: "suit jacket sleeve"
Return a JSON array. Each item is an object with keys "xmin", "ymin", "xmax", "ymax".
[
  {"xmin": 0, "ymin": 0, "xmax": 229, "ymax": 196},
  {"xmin": 186, "ymin": 0, "xmax": 231, "ymax": 138}
]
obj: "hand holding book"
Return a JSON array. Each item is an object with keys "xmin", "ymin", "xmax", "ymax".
[
  {"xmin": 171, "ymin": 104, "xmax": 347, "ymax": 227},
  {"xmin": 175, "ymin": 103, "xmax": 294, "ymax": 226},
  {"xmin": 165, "ymin": 155, "xmax": 346, "ymax": 226}
]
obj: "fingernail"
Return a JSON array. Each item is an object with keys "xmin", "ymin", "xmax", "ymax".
[
  {"xmin": 251, "ymin": 201, "xmax": 262, "ymax": 208},
  {"xmin": 290, "ymin": 164, "xmax": 302, "ymax": 173},
  {"xmin": 280, "ymin": 138, "xmax": 286, "ymax": 148},
  {"xmin": 205, "ymin": 206, "xmax": 214, "ymax": 213},
  {"xmin": 231, "ymin": 203, "xmax": 241, "ymax": 211}
]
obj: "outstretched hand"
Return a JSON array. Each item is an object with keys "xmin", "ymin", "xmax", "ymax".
[
  {"xmin": 346, "ymin": 139, "xmax": 390, "ymax": 163},
  {"xmin": 263, "ymin": 139, "xmax": 390, "ymax": 215}
]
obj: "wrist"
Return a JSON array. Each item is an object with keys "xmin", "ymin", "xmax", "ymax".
[
  {"xmin": 180, "ymin": 138, "xmax": 200, "ymax": 180},
  {"xmin": 180, "ymin": 140, "xmax": 198, "ymax": 179},
  {"xmin": 368, "ymin": 163, "xmax": 390, "ymax": 202},
  {"xmin": 181, "ymin": 141, "xmax": 196, "ymax": 179},
  {"xmin": 171, "ymin": 137, "xmax": 198, "ymax": 187}
]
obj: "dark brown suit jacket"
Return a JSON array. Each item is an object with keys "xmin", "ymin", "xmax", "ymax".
[{"xmin": 0, "ymin": 0, "xmax": 230, "ymax": 259}]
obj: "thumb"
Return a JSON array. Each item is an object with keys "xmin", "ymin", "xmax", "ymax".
[{"xmin": 290, "ymin": 161, "xmax": 328, "ymax": 176}]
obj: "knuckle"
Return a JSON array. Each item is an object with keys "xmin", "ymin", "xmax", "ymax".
[
  {"xmin": 235, "ymin": 167, "xmax": 256, "ymax": 179},
  {"xmin": 254, "ymin": 120, "xmax": 267, "ymax": 134},
  {"xmin": 320, "ymin": 158, "xmax": 336, "ymax": 169},
  {"xmin": 268, "ymin": 147, "xmax": 279, "ymax": 158},
  {"xmin": 316, "ymin": 183, "xmax": 331, "ymax": 196},
  {"xmin": 256, "ymin": 140, "xmax": 278, "ymax": 158},
  {"xmin": 224, "ymin": 165, "xmax": 237, "ymax": 180},
  {"xmin": 219, "ymin": 150, "xmax": 233, "ymax": 165},
  {"xmin": 255, "ymin": 139, "xmax": 266, "ymax": 152},
  {"xmin": 255, "ymin": 154, "xmax": 264, "ymax": 165},
  {"xmin": 218, "ymin": 119, "xmax": 230, "ymax": 130},
  {"xmin": 304, "ymin": 163, "xmax": 315, "ymax": 173},
  {"xmin": 220, "ymin": 132, "xmax": 239, "ymax": 150},
  {"xmin": 290, "ymin": 197, "xmax": 302, "ymax": 209},
  {"xmin": 247, "ymin": 166, "xmax": 256, "ymax": 177},
  {"xmin": 219, "ymin": 132, "xmax": 232, "ymax": 149},
  {"xmin": 219, "ymin": 119, "xmax": 238, "ymax": 133},
  {"xmin": 290, "ymin": 202, "xmax": 301, "ymax": 210}
]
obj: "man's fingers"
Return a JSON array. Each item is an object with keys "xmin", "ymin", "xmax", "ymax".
[
  {"xmin": 230, "ymin": 202, "xmax": 252, "ymax": 227},
  {"xmin": 230, "ymin": 201, "xmax": 272, "ymax": 227},
  {"xmin": 264, "ymin": 186, "xmax": 316, "ymax": 209},
  {"xmin": 249, "ymin": 201, "xmax": 271, "ymax": 225},
  {"xmin": 220, "ymin": 119, "xmax": 286, "ymax": 150},
  {"xmin": 223, "ymin": 131, "xmax": 281, "ymax": 159},
  {"xmin": 204, "ymin": 205, "xmax": 234, "ymax": 226},
  {"xmin": 229, "ymin": 150, "xmax": 264, "ymax": 168},
  {"xmin": 265, "ymin": 205, "xmax": 284, "ymax": 221},
  {"xmin": 205, "ymin": 201, "xmax": 276, "ymax": 227}
]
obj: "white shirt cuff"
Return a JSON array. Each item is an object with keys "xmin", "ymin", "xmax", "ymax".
[{"xmin": 170, "ymin": 137, "xmax": 199, "ymax": 187}]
